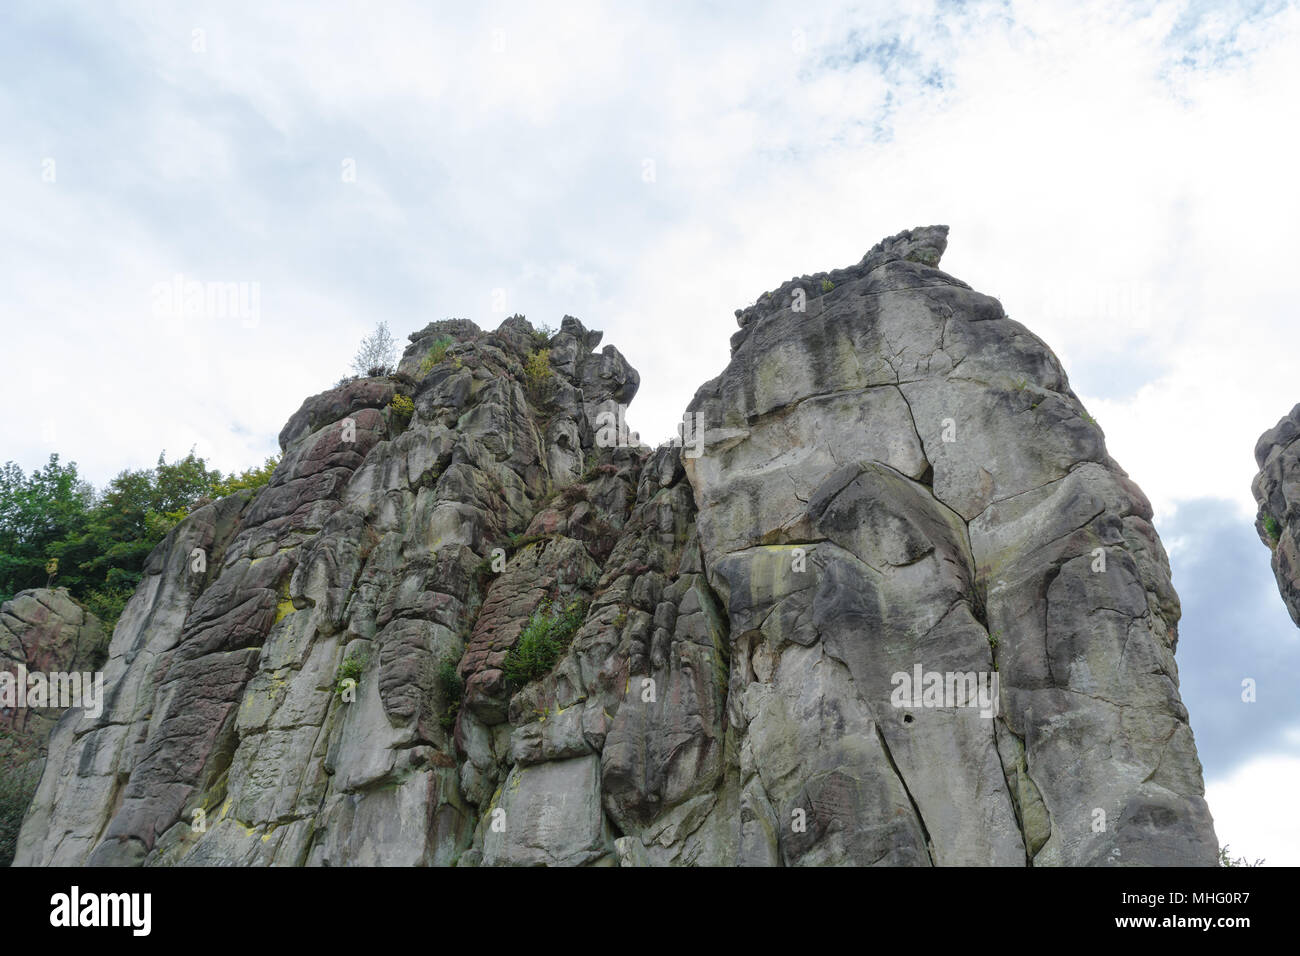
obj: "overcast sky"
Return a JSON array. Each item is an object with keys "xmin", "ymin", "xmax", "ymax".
[{"xmin": 2, "ymin": 0, "xmax": 1298, "ymax": 864}]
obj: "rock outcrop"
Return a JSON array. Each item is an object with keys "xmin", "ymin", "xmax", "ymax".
[
  {"xmin": 1, "ymin": 589, "xmax": 105, "ymax": 865},
  {"xmin": 12, "ymin": 227, "xmax": 1218, "ymax": 866},
  {"xmin": 1252, "ymin": 404, "xmax": 1300, "ymax": 625},
  {"xmin": 1, "ymin": 589, "xmax": 105, "ymax": 766}
]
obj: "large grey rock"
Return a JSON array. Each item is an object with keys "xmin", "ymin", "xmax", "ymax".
[
  {"xmin": 1, "ymin": 588, "xmax": 106, "ymax": 865},
  {"xmin": 481, "ymin": 755, "xmax": 613, "ymax": 866},
  {"xmin": 686, "ymin": 225, "xmax": 1215, "ymax": 866},
  {"xmin": 15, "ymin": 229, "xmax": 1216, "ymax": 867},
  {"xmin": 1, "ymin": 588, "xmax": 105, "ymax": 765}
]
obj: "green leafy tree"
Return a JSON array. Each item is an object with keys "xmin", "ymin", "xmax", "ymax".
[
  {"xmin": 1, "ymin": 448, "xmax": 278, "ymax": 633},
  {"xmin": 0, "ymin": 455, "xmax": 93, "ymax": 602},
  {"xmin": 54, "ymin": 450, "xmax": 221, "ymax": 601}
]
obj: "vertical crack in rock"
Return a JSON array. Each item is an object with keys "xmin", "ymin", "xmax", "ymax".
[
  {"xmin": 993, "ymin": 718, "xmax": 1052, "ymax": 864},
  {"xmin": 871, "ymin": 720, "xmax": 935, "ymax": 866}
]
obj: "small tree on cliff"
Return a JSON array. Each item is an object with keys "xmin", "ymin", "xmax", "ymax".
[{"xmin": 351, "ymin": 321, "xmax": 397, "ymax": 377}]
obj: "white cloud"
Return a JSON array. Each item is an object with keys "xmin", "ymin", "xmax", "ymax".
[
  {"xmin": 15, "ymin": 2, "xmax": 1286, "ymax": 483},
  {"xmin": 1206, "ymin": 749, "xmax": 1300, "ymax": 865},
  {"xmin": 3, "ymin": 0, "xmax": 1295, "ymax": 509}
]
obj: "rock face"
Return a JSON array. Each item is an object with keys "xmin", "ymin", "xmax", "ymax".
[
  {"xmin": 1252, "ymin": 404, "xmax": 1300, "ymax": 625},
  {"xmin": 1, "ymin": 589, "xmax": 105, "ymax": 865},
  {"xmin": 1, "ymin": 589, "xmax": 105, "ymax": 766},
  {"xmin": 13, "ymin": 228, "xmax": 1217, "ymax": 866}
]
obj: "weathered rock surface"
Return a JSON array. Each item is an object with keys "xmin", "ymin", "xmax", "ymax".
[
  {"xmin": 13, "ymin": 228, "xmax": 1217, "ymax": 866},
  {"xmin": 1, "ymin": 588, "xmax": 105, "ymax": 766},
  {"xmin": 1, "ymin": 588, "xmax": 105, "ymax": 865},
  {"xmin": 1253, "ymin": 403, "xmax": 1300, "ymax": 625}
]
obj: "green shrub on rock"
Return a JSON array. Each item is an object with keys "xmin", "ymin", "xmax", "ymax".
[
  {"xmin": 388, "ymin": 393, "xmax": 415, "ymax": 423},
  {"xmin": 336, "ymin": 650, "xmax": 368, "ymax": 695},
  {"xmin": 531, "ymin": 323, "xmax": 556, "ymax": 349},
  {"xmin": 437, "ymin": 655, "xmax": 464, "ymax": 730},
  {"xmin": 502, "ymin": 598, "xmax": 587, "ymax": 687},
  {"xmin": 1264, "ymin": 514, "xmax": 1282, "ymax": 544},
  {"xmin": 417, "ymin": 337, "xmax": 454, "ymax": 376},
  {"xmin": 523, "ymin": 349, "xmax": 554, "ymax": 403}
]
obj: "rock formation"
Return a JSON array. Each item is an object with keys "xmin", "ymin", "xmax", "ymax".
[
  {"xmin": 1252, "ymin": 404, "xmax": 1300, "ymax": 625},
  {"xmin": 1, "ymin": 589, "xmax": 105, "ymax": 865},
  {"xmin": 1, "ymin": 589, "xmax": 105, "ymax": 766},
  {"xmin": 12, "ymin": 226, "xmax": 1217, "ymax": 866}
]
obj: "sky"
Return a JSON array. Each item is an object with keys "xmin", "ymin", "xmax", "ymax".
[{"xmin": 1, "ymin": 0, "xmax": 1298, "ymax": 864}]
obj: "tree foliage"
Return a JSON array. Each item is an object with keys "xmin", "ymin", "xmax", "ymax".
[
  {"xmin": 523, "ymin": 349, "xmax": 554, "ymax": 402},
  {"xmin": 0, "ymin": 759, "xmax": 41, "ymax": 867},
  {"xmin": 0, "ymin": 455, "xmax": 94, "ymax": 600},
  {"xmin": 351, "ymin": 321, "xmax": 398, "ymax": 377},
  {"xmin": 0, "ymin": 449, "xmax": 279, "ymax": 632},
  {"xmin": 1218, "ymin": 844, "xmax": 1264, "ymax": 867}
]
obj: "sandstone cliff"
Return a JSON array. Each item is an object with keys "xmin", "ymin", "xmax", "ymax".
[
  {"xmin": 13, "ymin": 226, "xmax": 1217, "ymax": 866},
  {"xmin": 1, "ymin": 589, "xmax": 105, "ymax": 766},
  {"xmin": 1, "ymin": 588, "xmax": 104, "ymax": 865}
]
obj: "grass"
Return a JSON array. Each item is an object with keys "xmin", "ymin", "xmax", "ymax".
[
  {"xmin": 417, "ymin": 337, "xmax": 454, "ymax": 376},
  {"xmin": 335, "ymin": 649, "xmax": 368, "ymax": 695},
  {"xmin": 821, "ymin": 279, "xmax": 835, "ymax": 293},
  {"xmin": 1264, "ymin": 514, "xmax": 1282, "ymax": 543},
  {"xmin": 502, "ymin": 598, "xmax": 588, "ymax": 687}
]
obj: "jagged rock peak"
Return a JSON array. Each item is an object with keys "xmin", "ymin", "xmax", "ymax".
[
  {"xmin": 406, "ymin": 317, "xmax": 483, "ymax": 344},
  {"xmin": 733, "ymin": 224, "xmax": 951, "ymax": 332}
]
